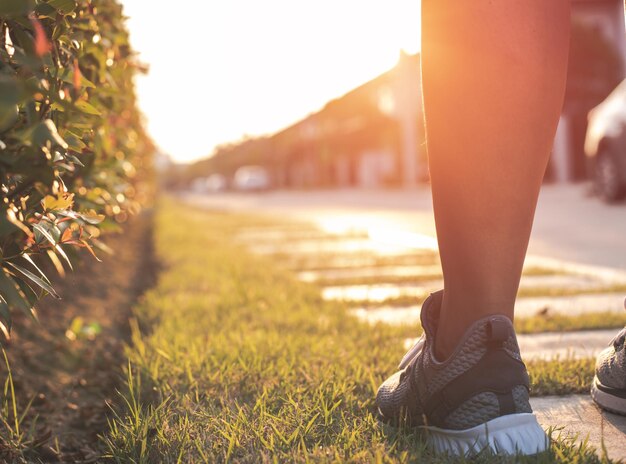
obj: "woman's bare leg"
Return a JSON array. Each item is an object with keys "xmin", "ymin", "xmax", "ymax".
[{"xmin": 421, "ymin": 0, "xmax": 571, "ymax": 359}]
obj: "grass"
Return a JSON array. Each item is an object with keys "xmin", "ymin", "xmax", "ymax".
[
  {"xmin": 516, "ymin": 312, "xmax": 626, "ymax": 334},
  {"xmin": 283, "ymin": 252, "xmax": 441, "ymax": 272},
  {"xmin": 348, "ymin": 288, "xmax": 626, "ymax": 310},
  {"xmin": 0, "ymin": 350, "xmax": 39, "ymax": 462},
  {"xmin": 307, "ymin": 267, "xmax": 568, "ymax": 288},
  {"xmin": 528, "ymin": 358, "xmax": 595, "ymax": 396},
  {"xmin": 101, "ymin": 201, "xmax": 617, "ymax": 463},
  {"xmin": 354, "ymin": 310, "xmax": 625, "ymax": 335},
  {"xmin": 518, "ymin": 285, "xmax": 626, "ymax": 299}
]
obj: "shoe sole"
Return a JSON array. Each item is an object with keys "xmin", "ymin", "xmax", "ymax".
[
  {"xmin": 591, "ymin": 376, "xmax": 626, "ymax": 416},
  {"xmin": 420, "ymin": 413, "xmax": 549, "ymax": 456}
]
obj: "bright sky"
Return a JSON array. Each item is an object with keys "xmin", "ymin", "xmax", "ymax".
[{"xmin": 120, "ymin": 1, "xmax": 421, "ymax": 163}]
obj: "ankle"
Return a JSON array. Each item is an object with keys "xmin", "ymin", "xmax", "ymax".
[
  {"xmin": 434, "ymin": 324, "xmax": 463, "ymax": 361},
  {"xmin": 433, "ymin": 310, "xmax": 515, "ymax": 361}
]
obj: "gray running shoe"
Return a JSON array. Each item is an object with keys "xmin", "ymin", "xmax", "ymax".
[
  {"xmin": 376, "ymin": 290, "xmax": 548, "ymax": 456},
  {"xmin": 591, "ymin": 325, "xmax": 626, "ymax": 415}
]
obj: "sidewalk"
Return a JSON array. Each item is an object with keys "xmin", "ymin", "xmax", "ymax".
[
  {"xmin": 183, "ymin": 183, "xmax": 626, "ymax": 269},
  {"xmin": 217, "ymin": 202, "xmax": 626, "ymax": 459}
]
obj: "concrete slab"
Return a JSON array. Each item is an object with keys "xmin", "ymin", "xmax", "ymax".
[
  {"xmin": 248, "ymin": 239, "xmax": 420, "ymax": 256},
  {"xmin": 519, "ymin": 274, "xmax": 618, "ymax": 292},
  {"xmin": 515, "ymin": 293, "xmax": 626, "ymax": 318},
  {"xmin": 351, "ymin": 305, "xmax": 421, "ymax": 325},
  {"xmin": 517, "ymin": 329, "xmax": 616, "ymax": 360},
  {"xmin": 531, "ymin": 395, "xmax": 626, "ymax": 461},
  {"xmin": 322, "ymin": 283, "xmax": 437, "ymax": 303},
  {"xmin": 525, "ymin": 255, "xmax": 626, "ymax": 285}
]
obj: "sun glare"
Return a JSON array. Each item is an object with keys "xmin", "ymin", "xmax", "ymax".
[{"xmin": 120, "ymin": 0, "xmax": 421, "ymax": 163}]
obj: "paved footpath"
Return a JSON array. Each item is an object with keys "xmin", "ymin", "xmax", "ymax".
[
  {"xmin": 183, "ymin": 187, "xmax": 626, "ymax": 460},
  {"xmin": 184, "ymin": 184, "xmax": 626, "ymax": 269}
]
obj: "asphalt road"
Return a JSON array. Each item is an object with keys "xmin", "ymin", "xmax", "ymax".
[{"xmin": 182, "ymin": 183, "xmax": 626, "ymax": 270}]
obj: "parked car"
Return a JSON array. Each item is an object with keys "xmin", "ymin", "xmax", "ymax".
[
  {"xmin": 206, "ymin": 173, "xmax": 227, "ymax": 192},
  {"xmin": 585, "ymin": 79, "xmax": 626, "ymax": 202},
  {"xmin": 190, "ymin": 174, "xmax": 227, "ymax": 193},
  {"xmin": 233, "ymin": 166, "xmax": 270, "ymax": 191}
]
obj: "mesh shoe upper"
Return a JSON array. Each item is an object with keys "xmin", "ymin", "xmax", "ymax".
[
  {"xmin": 376, "ymin": 290, "xmax": 532, "ymax": 429},
  {"xmin": 595, "ymin": 327, "xmax": 626, "ymax": 391}
]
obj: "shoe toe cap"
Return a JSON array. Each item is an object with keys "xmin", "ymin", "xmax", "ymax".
[{"xmin": 376, "ymin": 370, "xmax": 418, "ymax": 421}]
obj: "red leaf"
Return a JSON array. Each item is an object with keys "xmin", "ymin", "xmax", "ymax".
[
  {"xmin": 73, "ymin": 59, "xmax": 81, "ymax": 91},
  {"xmin": 60, "ymin": 227, "xmax": 73, "ymax": 243},
  {"xmin": 80, "ymin": 240, "xmax": 101, "ymax": 262},
  {"xmin": 30, "ymin": 17, "xmax": 52, "ymax": 57}
]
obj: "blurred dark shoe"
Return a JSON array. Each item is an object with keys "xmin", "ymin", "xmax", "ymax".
[
  {"xmin": 376, "ymin": 290, "xmax": 548, "ymax": 456},
  {"xmin": 592, "ymin": 324, "xmax": 626, "ymax": 415}
]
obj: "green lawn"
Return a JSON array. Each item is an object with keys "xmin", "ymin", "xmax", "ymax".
[{"xmin": 101, "ymin": 200, "xmax": 614, "ymax": 463}]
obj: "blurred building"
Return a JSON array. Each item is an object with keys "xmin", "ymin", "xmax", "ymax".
[
  {"xmin": 550, "ymin": 0, "xmax": 626, "ymax": 182},
  {"xmin": 270, "ymin": 52, "xmax": 424, "ymax": 188},
  {"xmin": 195, "ymin": 1, "xmax": 626, "ymax": 189},
  {"xmin": 205, "ymin": 52, "xmax": 424, "ymax": 189}
]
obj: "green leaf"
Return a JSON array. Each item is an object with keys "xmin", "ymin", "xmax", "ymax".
[
  {"xmin": 0, "ymin": 270, "xmax": 32, "ymax": 317},
  {"xmin": 35, "ymin": 2, "xmax": 57, "ymax": 19},
  {"xmin": 14, "ymin": 277, "xmax": 39, "ymax": 307},
  {"xmin": 67, "ymin": 154, "xmax": 85, "ymax": 167},
  {"xmin": 63, "ymin": 131, "xmax": 87, "ymax": 151},
  {"xmin": 50, "ymin": 67, "xmax": 96, "ymax": 89},
  {"xmin": 0, "ymin": 76, "xmax": 20, "ymax": 133},
  {"xmin": 22, "ymin": 254, "xmax": 50, "ymax": 282},
  {"xmin": 73, "ymin": 100, "xmax": 101, "ymax": 116},
  {"xmin": 11, "ymin": 22, "xmax": 36, "ymax": 57},
  {"xmin": 46, "ymin": 0, "xmax": 77, "ymax": 15},
  {"xmin": 57, "ymin": 209, "xmax": 105, "ymax": 225},
  {"xmin": 32, "ymin": 119, "xmax": 69, "ymax": 149},
  {"xmin": 54, "ymin": 244, "xmax": 73, "ymax": 271},
  {"xmin": 0, "ymin": 299, "xmax": 11, "ymax": 337},
  {"xmin": 0, "ymin": 0, "xmax": 33, "ymax": 16},
  {"xmin": 35, "ymin": 225, "xmax": 73, "ymax": 271},
  {"xmin": 33, "ymin": 222, "xmax": 57, "ymax": 246},
  {"xmin": 5, "ymin": 261, "xmax": 59, "ymax": 298}
]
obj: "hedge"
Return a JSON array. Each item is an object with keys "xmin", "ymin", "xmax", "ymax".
[{"xmin": 0, "ymin": 0, "xmax": 153, "ymax": 336}]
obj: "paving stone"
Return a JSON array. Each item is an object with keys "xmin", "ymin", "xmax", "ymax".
[
  {"xmin": 315, "ymin": 222, "xmax": 439, "ymax": 251},
  {"xmin": 516, "ymin": 329, "xmax": 616, "ymax": 360},
  {"xmin": 297, "ymin": 264, "xmax": 443, "ymax": 283},
  {"xmin": 519, "ymin": 274, "xmax": 619, "ymax": 291},
  {"xmin": 351, "ymin": 305, "xmax": 421, "ymax": 325},
  {"xmin": 515, "ymin": 293, "xmax": 626, "ymax": 318},
  {"xmin": 322, "ymin": 283, "xmax": 436, "ymax": 303},
  {"xmin": 525, "ymin": 255, "xmax": 626, "ymax": 285},
  {"xmin": 531, "ymin": 395, "xmax": 626, "ymax": 461}
]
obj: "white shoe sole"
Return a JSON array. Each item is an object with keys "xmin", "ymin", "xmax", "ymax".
[
  {"xmin": 420, "ymin": 413, "xmax": 549, "ymax": 456},
  {"xmin": 591, "ymin": 377, "xmax": 626, "ymax": 416}
]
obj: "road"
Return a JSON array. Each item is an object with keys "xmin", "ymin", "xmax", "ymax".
[{"xmin": 182, "ymin": 183, "xmax": 626, "ymax": 270}]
